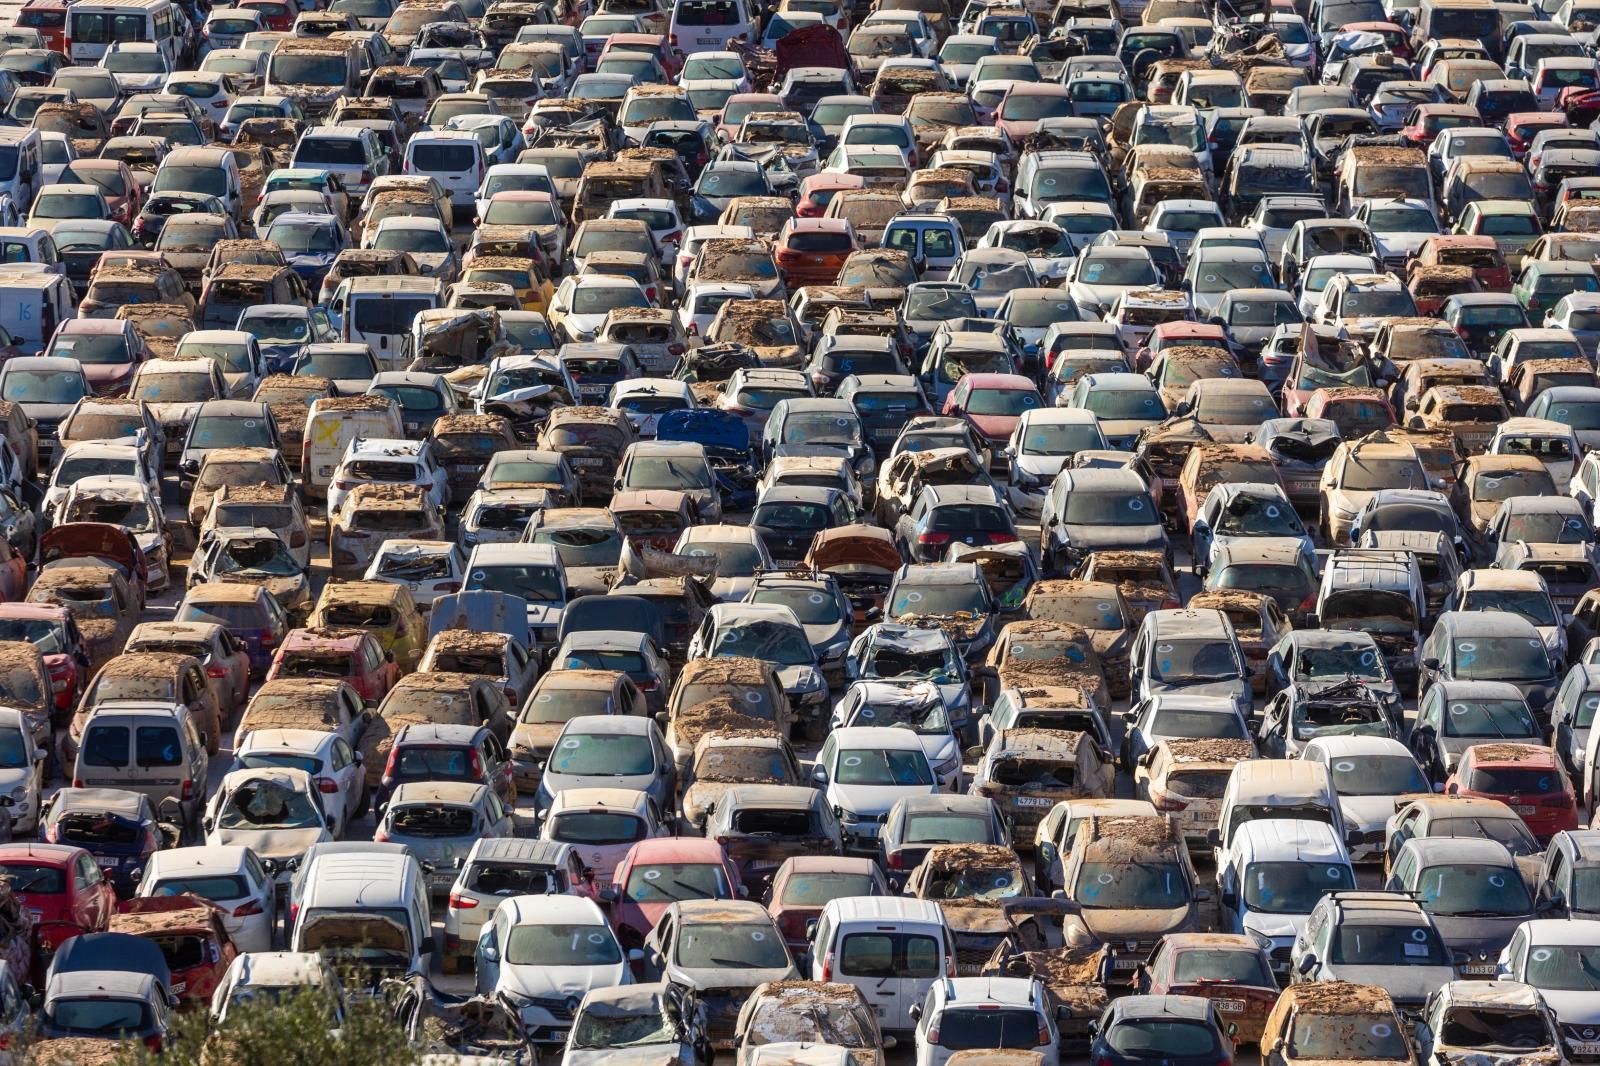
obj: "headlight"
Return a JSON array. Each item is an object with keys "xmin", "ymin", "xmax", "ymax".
[
  {"xmin": 837, "ymin": 808, "xmax": 861, "ymax": 825},
  {"xmin": 9, "ymin": 786, "xmax": 27, "ymax": 802},
  {"xmin": 933, "ymin": 754, "xmax": 960, "ymax": 778}
]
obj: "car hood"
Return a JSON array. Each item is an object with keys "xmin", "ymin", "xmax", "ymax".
[
  {"xmin": 1015, "ymin": 454, "xmax": 1068, "ymax": 482},
  {"xmin": 1063, "ymin": 522, "xmax": 1166, "ymax": 553},
  {"xmin": 499, "ymin": 962, "xmax": 628, "ymax": 1003},
  {"xmin": 1078, "ymin": 904, "xmax": 1193, "ymax": 940},
  {"xmin": 1323, "ymin": 963, "xmax": 1455, "ymax": 1003},
  {"xmin": 1375, "ymin": 232, "xmax": 1431, "ymax": 258},
  {"xmin": 1529, "ymin": 988, "xmax": 1600, "ymax": 1023},
  {"xmin": 543, "ymin": 769, "xmax": 660, "ymax": 795},
  {"xmin": 829, "ymin": 781, "xmax": 938, "ymax": 817},
  {"xmin": 1241, "ymin": 911, "xmax": 1307, "ymax": 941},
  {"xmin": 210, "ymin": 825, "xmax": 329, "ymax": 860},
  {"xmin": 667, "ymin": 963, "xmax": 797, "ymax": 992},
  {"xmin": 512, "ymin": 721, "xmax": 563, "ymax": 753},
  {"xmin": 774, "ymin": 663, "xmax": 823, "ymax": 694},
  {"xmin": 1430, "ymin": 913, "xmax": 1525, "ymax": 958},
  {"xmin": 1340, "ymin": 793, "xmax": 1400, "ymax": 831},
  {"xmin": 563, "ymin": 1045, "xmax": 688, "ymax": 1066}
]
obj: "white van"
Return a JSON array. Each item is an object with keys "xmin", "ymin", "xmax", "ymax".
[
  {"xmin": 302, "ymin": 393, "xmax": 405, "ymax": 499},
  {"xmin": 67, "ymin": 0, "xmax": 179, "ymax": 66},
  {"xmin": 0, "ymin": 227, "xmax": 61, "ymax": 274},
  {"xmin": 290, "ymin": 850, "xmax": 434, "ymax": 977},
  {"xmin": 403, "ymin": 131, "xmax": 487, "ymax": 223},
  {"xmin": 0, "ymin": 269, "xmax": 75, "ymax": 354},
  {"xmin": 0, "ymin": 129, "xmax": 44, "ymax": 225},
  {"xmin": 807, "ymin": 897, "xmax": 952, "ymax": 1040},
  {"xmin": 1215, "ymin": 819, "xmax": 1355, "ymax": 982},
  {"xmin": 151, "ymin": 146, "xmax": 245, "ymax": 222},
  {"xmin": 668, "ymin": 0, "xmax": 757, "ymax": 55},
  {"xmin": 332, "ymin": 275, "xmax": 443, "ymax": 371},
  {"xmin": 1210, "ymin": 759, "xmax": 1347, "ymax": 871}
]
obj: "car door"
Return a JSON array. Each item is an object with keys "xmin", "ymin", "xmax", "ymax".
[
  {"xmin": 329, "ymin": 737, "xmax": 361, "ymax": 827},
  {"xmin": 475, "ymin": 908, "xmax": 503, "ymax": 992}
]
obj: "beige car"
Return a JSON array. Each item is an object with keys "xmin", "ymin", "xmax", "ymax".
[
  {"xmin": 233, "ymin": 677, "xmax": 368, "ymax": 752},
  {"xmin": 1319, "ymin": 437, "xmax": 1432, "ymax": 545},
  {"xmin": 124, "ymin": 621, "xmax": 252, "ymax": 721},
  {"xmin": 360, "ymin": 672, "xmax": 515, "ymax": 788},
  {"xmin": 1057, "ymin": 815, "xmax": 1213, "ymax": 976},
  {"xmin": 1133, "ymin": 738, "xmax": 1258, "ymax": 850},
  {"xmin": 680, "ymin": 731, "xmax": 805, "ymax": 832},
  {"xmin": 71, "ymin": 651, "xmax": 223, "ymax": 755},
  {"xmin": 1032, "ymin": 797, "xmax": 1157, "ymax": 894},
  {"xmin": 186, "ymin": 447, "xmax": 294, "ymax": 530},
  {"xmin": 663, "ymin": 657, "xmax": 793, "ymax": 778},
  {"xmin": 25, "ymin": 564, "xmax": 137, "ymax": 672},
  {"xmin": 329, "ymin": 483, "xmax": 447, "ymax": 579},
  {"xmin": 1452, "ymin": 453, "xmax": 1556, "ymax": 536},
  {"xmin": 1261, "ymin": 983, "xmax": 1415, "ymax": 1066},
  {"xmin": 733, "ymin": 982, "xmax": 886, "ymax": 1066},
  {"xmin": 972, "ymin": 728, "xmax": 1115, "ymax": 849},
  {"xmin": 199, "ymin": 483, "xmax": 312, "ymax": 570}
]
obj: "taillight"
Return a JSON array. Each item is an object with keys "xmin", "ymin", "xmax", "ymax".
[
  {"xmin": 233, "ymin": 899, "xmax": 264, "ymax": 917},
  {"xmin": 144, "ymin": 1037, "xmax": 162, "ymax": 1053},
  {"xmin": 820, "ymin": 951, "xmax": 833, "ymax": 981},
  {"xmin": 373, "ymin": 827, "xmax": 389, "ymax": 842},
  {"xmin": 468, "ymin": 749, "xmax": 483, "ymax": 779},
  {"xmin": 886, "ymin": 851, "xmax": 902, "ymax": 870},
  {"xmin": 646, "ymin": 286, "xmax": 656, "ymax": 301},
  {"xmin": 1542, "ymin": 793, "xmax": 1572, "ymax": 807},
  {"xmin": 383, "ymin": 745, "xmax": 399, "ymax": 779},
  {"xmin": 1037, "ymin": 1021, "xmax": 1051, "ymax": 1047},
  {"xmin": 686, "ymin": 322, "xmax": 698, "ymax": 336},
  {"xmin": 315, "ymin": 776, "xmax": 338, "ymax": 794},
  {"xmin": 1457, "ymin": 326, "xmax": 1471, "ymax": 339},
  {"xmin": 1161, "ymin": 597, "xmax": 1180, "ymax": 610},
  {"xmin": 1299, "ymin": 593, "xmax": 1317, "ymax": 613},
  {"xmin": 448, "ymin": 892, "xmax": 477, "ymax": 909},
  {"xmin": 667, "ymin": 343, "xmax": 684, "ymax": 355},
  {"xmin": 181, "ymin": 779, "xmax": 193, "ymax": 800},
  {"xmin": 917, "ymin": 531, "xmax": 951, "ymax": 547},
  {"xmin": 662, "ymin": 230, "xmax": 680, "ymax": 244},
  {"xmin": 636, "ymin": 678, "xmax": 658, "ymax": 691},
  {"xmin": 1150, "ymin": 787, "xmax": 1187, "ymax": 812},
  {"xmin": 928, "ymin": 1021, "xmax": 941, "ymax": 1045},
  {"xmin": 207, "ymin": 665, "xmax": 227, "ymax": 679}
]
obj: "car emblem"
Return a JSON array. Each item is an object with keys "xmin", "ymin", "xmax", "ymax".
[
  {"xmin": 1127, "ymin": 940, "xmax": 1139, "ymax": 951},
  {"xmin": 1584, "ymin": 1029, "xmax": 1595, "ymax": 1040},
  {"xmin": 565, "ymin": 996, "xmax": 579, "ymax": 1013}
]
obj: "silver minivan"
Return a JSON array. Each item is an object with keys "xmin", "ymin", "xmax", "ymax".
[{"xmin": 806, "ymin": 896, "xmax": 952, "ymax": 1040}]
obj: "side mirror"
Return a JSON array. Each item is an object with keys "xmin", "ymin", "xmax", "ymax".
[
  {"xmin": 598, "ymin": 885, "xmax": 619, "ymax": 903},
  {"xmin": 627, "ymin": 948, "xmax": 644, "ymax": 961},
  {"xmin": 1423, "ymin": 657, "xmax": 1441, "ymax": 671},
  {"xmin": 1206, "ymin": 828, "xmax": 1221, "ymax": 847},
  {"xmin": 812, "ymin": 766, "xmax": 829, "ymax": 786},
  {"xmin": 1433, "ymin": 781, "xmax": 1446, "ymax": 793},
  {"xmin": 419, "ymin": 936, "xmax": 435, "ymax": 956},
  {"xmin": 1296, "ymin": 952, "xmax": 1318, "ymax": 976},
  {"xmin": 909, "ymin": 1003, "xmax": 922, "ymax": 1021},
  {"xmin": 805, "ymin": 918, "xmax": 819, "ymax": 940},
  {"xmin": 481, "ymin": 943, "xmax": 498, "ymax": 962}
]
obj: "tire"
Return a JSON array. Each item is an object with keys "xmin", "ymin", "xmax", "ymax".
[{"xmin": 440, "ymin": 952, "xmax": 459, "ymax": 976}]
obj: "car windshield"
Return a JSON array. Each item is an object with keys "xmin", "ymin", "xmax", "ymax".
[
  {"xmin": 1214, "ymin": 493, "xmax": 1304, "ymax": 537},
  {"xmin": 1326, "ymin": 754, "xmax": 1426, "ymax": 795},
  {"xmin": 216, "ymin": 779, "xmax": 322, "ymax": 830},
  {"xmin": 748, "ymin": 587, "xmax": 843, "ymax": 626},
  {"xmin": 1073, "ymin": 859, "xmax": 1187, "ymax": 909},
  {"xmin": 675, "ymin": 921, "xmax": 791, "ymax": 968},
  {"xmin": 504, "ymin": 922, "xmax": 621, "ymax": 966},
  {"xmin": 1063, "ymin": 490, "xmax": 1157, "ymax": 526},
  {"xmin": 889, "ymin": 583, "xmax": 985, "ymax": 617},
  {"xmin": 1452, "ymin": 637, "xmax": 1553, "ymax": 682},
  {"xmin": 570, "ymin": 999, "xmax": 681, "ymax": 1051},
  {"xmin": 548, "ymin": 731, "xmax": 654, "ymax": 776},
  {"xmin": 1414, "ymin": 862, "xmax": 1532, "ymax": 916},
  {"xmin": 624, "ymin": 860, "xmax": 732, "ymax": 902},
  {"xmin": 1439, "ymin": 697, "xmax": 1539, "ymax": 738},
  {"xmin": 1462, "ymin": 589, "xmax": 1558, "ymax": 628},
  {"xmin": 1242, "ymin": 860, "xmax": 1355, "ymax": 913},
  {"xmin": 1289, "ymin": 1014, "xmax": 1409, "ymax": 1060},
  {"xmin": 834, "ymin": 747, "xmax": 932, "ymax": 786},
  {"xmin": 1, "ymin": 369, "xmax": 84, "ymax": 404},
  {"xmin": 1331, "ymin": 923, "xmax": 1448, "ymax": 965},
  {"xmin": 1151, "ymin": 638, "xmax": 1240, "ymax": 683},
  {"xmin": 1524, "ymin": 944, "xmax": 1600, "ymax": 990}
]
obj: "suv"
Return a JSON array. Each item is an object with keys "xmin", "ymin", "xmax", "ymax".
[{"xmin": 1289, "ymin": 890, "xmax": 1457, "ymax": 1022}]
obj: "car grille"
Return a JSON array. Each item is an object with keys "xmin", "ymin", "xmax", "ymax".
[
  {"xmin": 955, "ymin": 944, "xmax": 996, "ymax": 975},
  {"xmin": 524, "ymin": 997, "xmax": 575, "ymax": 1021}
]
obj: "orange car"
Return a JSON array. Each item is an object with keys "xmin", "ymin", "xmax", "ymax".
[{"xmin": 774, "ymin": 217, "xmax": 857, "ymax": 289}]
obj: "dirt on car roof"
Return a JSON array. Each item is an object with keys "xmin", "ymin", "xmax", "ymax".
[
  {"xmin": 673, "ymin": 695, "xmax": 779, "ymax": 749},
  {"xmin": 1470, "ymin": 743, "xmax": 1548, "ymax": 763},
  {"xmin": 1350, "ymin": 145, "xmax": 1425, "ymax": 166},
  {"xmin": 434, "ymin": 413, "xmax": 511, "ymax": 436},
  {"xmin": 316, "ymin": 395, "xmax": 393, "ymax": 414},
  {"xmin": 1083, "ymin": 814, "xmax": 1180, "ymax": 860},
  {"xmin": 1164, "ymin": 738, "xmax": 1256, "ymax": 764},
  {"xmin": 110, "ymin": 904, "xmax": 214, "ymax": 936},
  {"xmin": 924, "ymin": 843, "xmax": 1019, "ymax": 868},
  {"xmin": 26, "ymin": 1039, "xmax": 125, "ymax": 1066},
  {"xmin": 682, "ymin": 657, "xmax": 773, "ymax": 685},
  {"xmin": 1291, "ymin": 981, "xmax": 1395, "ymax": 1014}
]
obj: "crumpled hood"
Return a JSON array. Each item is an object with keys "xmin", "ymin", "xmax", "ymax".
[
  {"xmin": 564, "ymin": 1046, "xmax": 684, "ymax": 1066},
  {"xmin": 500, "ymin": 962, "xmax": 627, "ymax": 1004},
  {"xmin": 1242, "ymin": 911, "xmax": 1306, "ymax": 941},
  {"xmin": 512, "ymin": 721, "xmax": 563, "ymax": 754},
  {"xmin": 148, "ymin": 401, "xmax": 203, "ymax": 427},
  {"xmin": 526, "ymin": 604, "xmax": 563, "ymax": 629},
  {"xmin": 1015, "ymin": 453, "xmax": 1068, "ymax": 484},
  {"xmin": 1340, "ymin": 793, "xmax": 1398, "ymax": 832},
  {"xmin": 213, "ymin": 825, "xmax": 329, "ymax": 861},
  {"xmin": 670, "ymin": 964, "xmax": 794, "ymax": 993},
  {"xmin": 774, "ymin": 663, "xmax": 823, "ymax": 696},
  {"xmin": 682, "ymin": 781, "xmax": 738, "ymax": 826},
  {"xmin": 1375, "ymin": 232, "xmax": 1430, "ymax": 259},
  {"xmin": 1438, "ymin": 1052, "xmax": 1558, "ymax": 1066},
  {"xmin": 1064, "ymin": 522, "xmax": 1166, "ymax": 554}
]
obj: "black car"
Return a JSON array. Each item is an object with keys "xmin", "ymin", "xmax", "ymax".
[
  {"xmin": 1089, "ymin": 994, "xmax": 1235, "ymax": 1066},
  {"xmin": 751, "ymin": 485, "xmax": 854, "ymax": 565}
]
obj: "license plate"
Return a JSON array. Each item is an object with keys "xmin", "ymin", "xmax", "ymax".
[
  {"xmin": 1217, "ymin": 999, "xmax": 1245, "ymax": 1014},
  {"xmin": 698, "ymin": 35, "xmax": 716, "ymax": 42},
  {"xmin": 1516, "ymin": 804, "xmax": 1536, "ymax": 815},
  {"xmin": 1015, "ymin": 796, "xmax": 1051, "ymax": 807},
  {"xmin": 1113, "ymin": 957, "xmax": 1139, "ymax": 969},
  {"xmin": 26, "ymin": 908, "xmax": 40, "ymax": 919},
  {"xmin": 1574, "ymin": 1043, "xmax": 1600, "ymax": 1056},
  {"xmin": 172, "ymin": 982, "xmax": 186, "ymax": 995},
  {"xmin": 1460, "ymin": 963, "xmax": 1496, "ymax": 975},
  {"xmin": 549, "ymin": 1029, "xmax": 568, "ymax": 1040},
  {"xmin": 573, "ymin": 457, "xmax": 604, "ymax": 467},
  {"xmin": 874, "ymin": 1006, "xmax": 887, "ymax": 1018}
]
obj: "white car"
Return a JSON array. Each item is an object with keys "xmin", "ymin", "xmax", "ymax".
[
  {"xmin": 209, "ymin": 951, "xmax": 345, "ymax": 1024},
  {"xmin": 814, "ymin": 726, "xmax": 939, "ymax": 850},
  {"xmin": 363, "ymin": 539, "xmax": 469, "ymax": 608},
  {"xmin": 1498, "ymin": 917, "xmax": 1600, "ymax": 1053},
  {"xmin": 911, "ymin": 975, "xmax": 1060, "ymax": 1066},
  {"xmin": 44, "ymin": 440, "xmax": 161, "ymax": 519},
  {"xmin": 678, "ymin": 281, "xmax": 756, "ymax": 346},
  {"xmin": 606, "ymin": 197, "xmax": 685, "ymax": 267},
  {"xmin": 831, "ymin": 681, "xmax": 962, "ymax": 792},
  {"xmin": 162, "ymin": 71, "xmax": 236, "ymax": 117},
  {"xmin": 474, "ymin": 162, "xmax": 556, "ymax": 221},
  {"xmin": 675, "ymin": 225, "xmax": 753, "ymax": 292},
  {"xmin": 53, "ymin": 475, "xmax": 171, "ymax": 591},
  {"xmin": 550, "ymin": 275, "xmax": 650, "ymax": 343},
  {"xmin": 134, "ymin": 844, "xmax": 278, "ymax": 953},
  {"xmin": 474, "ymin": 893, "xmax": 632, "ymax": 1043},
  {"xmin": 202, "ymin": 767, "xmax": 334, "ymax": 876},
  {"xmin": 0, "ymin": 708, "xmax": 42, "ymax": 835},
  {"xmin": 1299, "ymin": 735, "xmax": 1429, "ymax": 863},
  {"xmin": 234, "ymin": 728, "xmax": 368, "ymax": 839},
  {"xmin": 100, "ymin": 42, "xmax": 173, "ymax": 94},
  {"xmin": 1004, "ymin": 408, "xmax": 1108, "ymax": 516},
  {"xmin": 326, "ymin": 437, "xmax": 451, "ymax": 516},
  {"xmin": 607, "ymin": 378, "xmax": 695, "ymax": 437}
]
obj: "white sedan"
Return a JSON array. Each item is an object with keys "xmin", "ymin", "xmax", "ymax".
[
  {"xmin": 234, "ymin": 729, "xmax": 368, "ymax": 839},
  {"xmin": 134, "ymin": 844, "xmax": 277, "ymax": 953}
]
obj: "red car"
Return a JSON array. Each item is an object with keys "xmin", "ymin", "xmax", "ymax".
[
  {"xmin": 1398, "ymin": 103, "xmax": 1482, "ymax": 147},
  {"xmin": 264, "ymin": 627, "xmax": 399, "ymax": 706},
  {"xmin": 943, "ymin": 372, "xmax": 1045, "ymax": 456},
  {"xmin": 1506, "ymin": 111, "xmax": 1570, "ymax": 159},
  {"xmin": 1446, "ymin": 743, "xmax": 1578, "ymax": 843},
  {"xmin": 110, "ymin": 895, "xmax": 238, "ymax": 1010},
  {"xmin": 600, "ymin": 32, "xmax": 678, "ymax": 77},
  {"xmin": 1340, "ymin": 20, "xmax": 1412, "ymax": 59},
  {"xmin": 766, "ymin": 855, "xmax": 889, "ymax": 953},
  {"xmin": 0, "ymin": 843, "xmax": 115, "ymax": 975},
  {"xmin": 1133, "ymin": 933, "xmax": 1279, "ymax": 1045},
  {"xmin": 1133, "ymin": 320, "xmax": 1231, "ymax": 374},
  {"xmin": 0, "ymin": 604, "xmax": 89, "ymax": 717},
  {"xmin": 775, "ymin": 217, "xmax": 856, "ymax": 289},
  {"xmin": 603, "ymin": 837, "xmax": 744, "ymax": 952},
  {"xmin": 796, "ymin": 173, "xmax": 865, "ymax": 218},
  {"xmin": 1302, "ymin": 385, "xmax": 1397, "ymax": 439}
]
